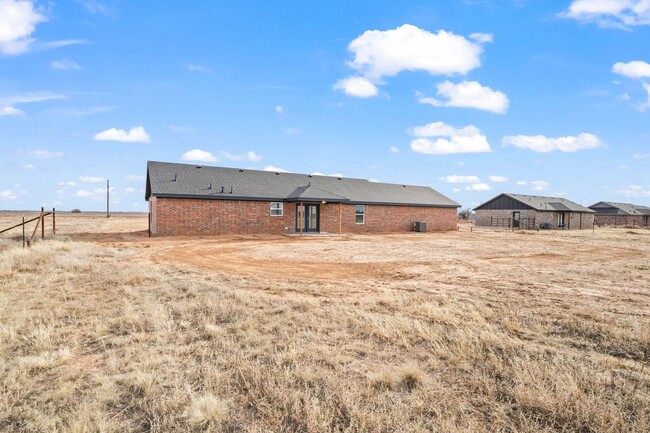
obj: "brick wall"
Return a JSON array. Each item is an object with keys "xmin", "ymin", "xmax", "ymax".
[
  {"xmin": 594, "ymin": 214, "xmax": 647, "ymax": 227},
  {"xmin": 149, "ymin": 197, "xmax": 458, "ymax": 236},
  {"xmin": 475, "ymin": 209, "xmax": 594, "ymax": 230}
]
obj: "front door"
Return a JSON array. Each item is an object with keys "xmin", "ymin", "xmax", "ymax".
[
  {"xmin": 513, "ymin": 211, "xmax": 520, "ymax": 228},
  {"xmin": 296, "ymin": 204, "xmax": 320, "ymax": 232}
]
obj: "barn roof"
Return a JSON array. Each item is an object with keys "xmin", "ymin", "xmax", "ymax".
[
  {"xmin": 474, "ymin": 193, "xmax": 594, "ymax": 213},
  {"xmin": 145, "ymin": 161, "xmax": 460, "ymax": 208},
  {"xmin": 589, "ymin": 201, "xmax": 650, "ymax": 215}
]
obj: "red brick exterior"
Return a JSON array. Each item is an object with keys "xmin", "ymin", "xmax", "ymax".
[
  {"xmin": 594, "ymin": 214, "xmax": 649, "ymax": 227},
  {"xmin": 149, "ymin": 197, "xmax": 457, "ymax": 236}
]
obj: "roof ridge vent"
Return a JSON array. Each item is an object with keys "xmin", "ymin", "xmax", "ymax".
[
  {"xmin": 338, "ymin": 177, "xmax": 342, "ymax": 180},
  {"xmin": 239, "ymin": 169, "xmax": 244, "ymax": 173},
  {"xmin": 195, "ymin": 166, "xmax": 201, "ymax": 169}
]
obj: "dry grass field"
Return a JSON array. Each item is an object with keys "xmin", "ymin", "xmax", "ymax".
[{"xmin": 1, "ymin": 213, "xmax": 649, "ymax": 432}]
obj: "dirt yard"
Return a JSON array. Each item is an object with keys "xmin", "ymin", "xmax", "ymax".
[{"xmin": 1, "ymin": 213, "xmax": 649, "ymax": 432}]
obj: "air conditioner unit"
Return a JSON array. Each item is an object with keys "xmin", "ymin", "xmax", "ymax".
[{"xmin": 412, "ymin": 221, "xmax": 427, "ymax": 232}]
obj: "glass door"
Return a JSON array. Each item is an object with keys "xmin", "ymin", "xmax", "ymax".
[{"xmin": 296, "ymin": 204, "xmax": 320, "ymax": 232}]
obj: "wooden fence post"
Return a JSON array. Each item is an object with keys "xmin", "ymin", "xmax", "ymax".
[
  {"xmin": 22, "ymin": 216, "xmax": 25, "ymax": 248},
  {"xmin": 52, "ymin": 208, "xmax": 56, "ymax": 235},
  {"xmin": 41, "ymin": 207, "xmax": 45, "ymax": 240}
]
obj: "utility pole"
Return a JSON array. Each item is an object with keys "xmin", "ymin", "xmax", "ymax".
[{"xmin": 106, "ymin": 179, "xmax": 110, "ymax": 218}]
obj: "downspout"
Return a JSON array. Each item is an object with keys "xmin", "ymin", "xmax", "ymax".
[{"xmin": 300, "ymin": 202, "xmax": 303, "ymax": 236}]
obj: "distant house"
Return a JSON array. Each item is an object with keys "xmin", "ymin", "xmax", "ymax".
[
  {"xmin": 589, "ymin": 201, "xmax": 650, "ymax": 227},
  {"xmin": 474, "ymin": 193, "xmax": 595, "ymax": 230},
  {"xmin": 145, "ymin": 161, "xmax": 460, "ymax": 236}
]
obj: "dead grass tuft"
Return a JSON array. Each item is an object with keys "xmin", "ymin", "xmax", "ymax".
[{"xmin": 187, "ymin": 394, "xmax": 230, "ymax": 429}]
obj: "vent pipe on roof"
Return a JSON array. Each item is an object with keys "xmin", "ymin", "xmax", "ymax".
[
  {"xmin": 173, "ymin": 173, "xmax": 177, "ymax": 182},
  {"xmin": 221, "ymin": 186, "xmax": 224, "ymax": 193},
  {"xmin": 230, "ymin": 186, "xmax": 233, "ymax": 194},
  {"xmin": 208, "ymin": 182, "xmax": 212, "ymax": 190}
]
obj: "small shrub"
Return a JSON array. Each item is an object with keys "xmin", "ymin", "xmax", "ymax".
[{"xmin": 70, "ymin": 209, "xmax": 81, "ymax": 213}]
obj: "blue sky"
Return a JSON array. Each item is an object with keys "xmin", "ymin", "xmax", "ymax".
[{"xmin": 1, "ymin": 0, "xmax": 649, "ymax": 211}]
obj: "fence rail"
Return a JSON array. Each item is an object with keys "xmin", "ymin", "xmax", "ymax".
[{"xmin": 0, "ymin": 207, "xmax": 55, "ymax": 247}]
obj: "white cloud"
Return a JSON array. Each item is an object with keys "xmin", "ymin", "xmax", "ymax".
[
  {"xmin": 502, "ymin": 133, "xmax": 603, "ymax": 152},
  {"xmin": 442, "ymin": 175, "xmax": 481, "ymax": 183},
  {"xmin": 0, "ymin": 91, "xmax": 66, "ymax": 105},
  {"xmin": 489, "ymin": 175, "xmax": 508, "ymax": 182},
  {"xmin": 612, "ymin": 60, "xmax": 650, "ymax": 78},
  {"xmin": 180, "ymin": 149, "xmax": 218, "ymax": 162},
  {"xmin": 40, "ymin": 39, "xmax": 88, "ymax": 49},
  {"xmin": 187, "ymin": 64, "xmax": 212, "ymax": 73},
  {"xmin": 531, "ymin": 180, "xmax": 550, "ymax": 191},
  {"xmin": 59, "ymin": 181, "xmax": 77, "ymax": 187},
  {"xmin": 275, "ymin": 105, "xmax": 283, "ymax": 114},
  {"xmin": 618, "ymin": 184, "xmax": 650, "ymax": 197},
  {"xmin": 346, "ymin": 24, "xmax": 485, "ymax": 81},
  {"xmin": 75, "ymin": 189, "xmax": 93, "ymax": 197},
  {"xmin": 79, "ymin": 176, "xmax": 105, "ymax": 183},
  {"xmin": 469, "ymin": 32, "xmax": 493, "ymax": 43},
  {"xmin": 311, "ymin": 172, "xmax": 344, "ymax": 177},
  {"xmin": 633, "ymin": 152, "xmax": 650, "ymax": 159},
  {"xmin": 562, "ymin": 0, "xmax": 650, "ymax": 28},
  {"xmin": 410, "ymin": 121, "xmax": 492, "ymax": 155},
  {"xmin": 0, "ymin": 0, "xmax": 46, "ymax": 55},
  {"xmin": 93, "ymin": 126, "xmax": 151, "ymax": 143},
  {"xmin": 0, "ymin": 106, "xmax": 24, "ymax": 116},
  {"xmin": 51, "ymin": 59, "xmax": 81, "ymax": 70},
  {"xmin": 516, "ymin": 180, "xmax": 527, "ymax": 186},
  {"xmin": 31, "ymin": 150, "xmax": 63, "ymax": 159},
  {"xmin": 333, "ymin": 76, "xmax": 379, "ymax": 98},
  {"xmin": 220, "ymin": 150, "xmax": 263, "ymax": 162},
  {"xmin": 263, "ymin": 165, "xmax": 289, "ymax": 173},
  {"xmin": 0, "ymin": 189, "xmax": 17, "ymax": 200},
  {"xmin": 389, "ymin": 146, "xmax": 400, "ymax": 153},
  {"xmin": 467, "ymin": 183, "xmax": 491, "ymax": 191},
  {"xmin": 74, "ymin": 186, "xmax": 113, "ymax": 200},
  {"xmin": 419, "ymin": 80, "xmax": 509, "ymax": 114},
  {"xmin": 452, "ymin": 187, "xmax": 462, "ymax": 193},
  {"xmin": 19, "ymin": 163, "xmax": 34, "ymax": 170},
  {"xmin": 125, "ymin": 175, "xmax": 145, "ymax": 181}
]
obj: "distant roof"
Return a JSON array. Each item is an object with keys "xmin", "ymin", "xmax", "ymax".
[
  {"xmin": 145, "ymin": 161, "xmax": 460, "ymax": 208},
  {"xmin": 589, "ymin": 201, "xmax": 650, "ymax": 215},
  {"xmin": 475, "ymin": 193, "xmax": 595, "ymax": 213}
]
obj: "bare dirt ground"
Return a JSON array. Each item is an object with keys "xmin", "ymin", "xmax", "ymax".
[{"xmin": 1, "ymin": 213, "xmax": 649, "ymax": 432}]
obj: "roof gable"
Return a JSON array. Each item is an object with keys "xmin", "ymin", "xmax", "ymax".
[{"xmin": 589, "ymin": 201, "xmax": 650, "ymax": 215}]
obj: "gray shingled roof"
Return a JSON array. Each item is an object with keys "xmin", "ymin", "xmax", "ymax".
[
  {"xmin": 146, "ymin": 161, "xmax": 459, "ymax": 208},
  {"xmin": 589, "ymin": 201, "xmax": 650, "ymax": 215},
  {"xmin": 479, "ymin": 193, "xmax": 595, "ymax": 213}
]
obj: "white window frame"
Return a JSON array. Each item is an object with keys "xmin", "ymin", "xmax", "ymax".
[
  {"xmin": 355, "ymin": 205, "xmax": 365, "ymax": 225},
  {"xmin": 270, "ymin": 202, "xmax": 283, "ymax": 216}
]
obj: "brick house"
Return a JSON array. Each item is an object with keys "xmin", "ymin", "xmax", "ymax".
[
  {"xmin": 145, "ymin": 161, "xmax": 460, "ymax": 236},
  {"xmin": 589, "ymin": 201, "xmax": 650, "ymax": 227},
  {"xmin": 474, "ymin": 193, "xmax": 595, "ymax": 230}
]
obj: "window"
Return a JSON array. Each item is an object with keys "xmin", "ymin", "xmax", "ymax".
[
  {"xmin": 270, "ymin": 202, "xmax": 283, "ymax": 216},
  {"xmin": 557, "ymin": 212, "xmax": 565, "ymax": 227},
  {"xmin": 355, "ymin": 205, "xmax": 365, "ymax": 224}
]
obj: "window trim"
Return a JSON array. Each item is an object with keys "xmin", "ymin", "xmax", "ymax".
[
  {"xmin": 270, "ymin": 202, "xmax": 284, "ymax": 217},
  {"xmin": 355, "ymin": 204, "xmax": 365, "ymax": 225}
]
